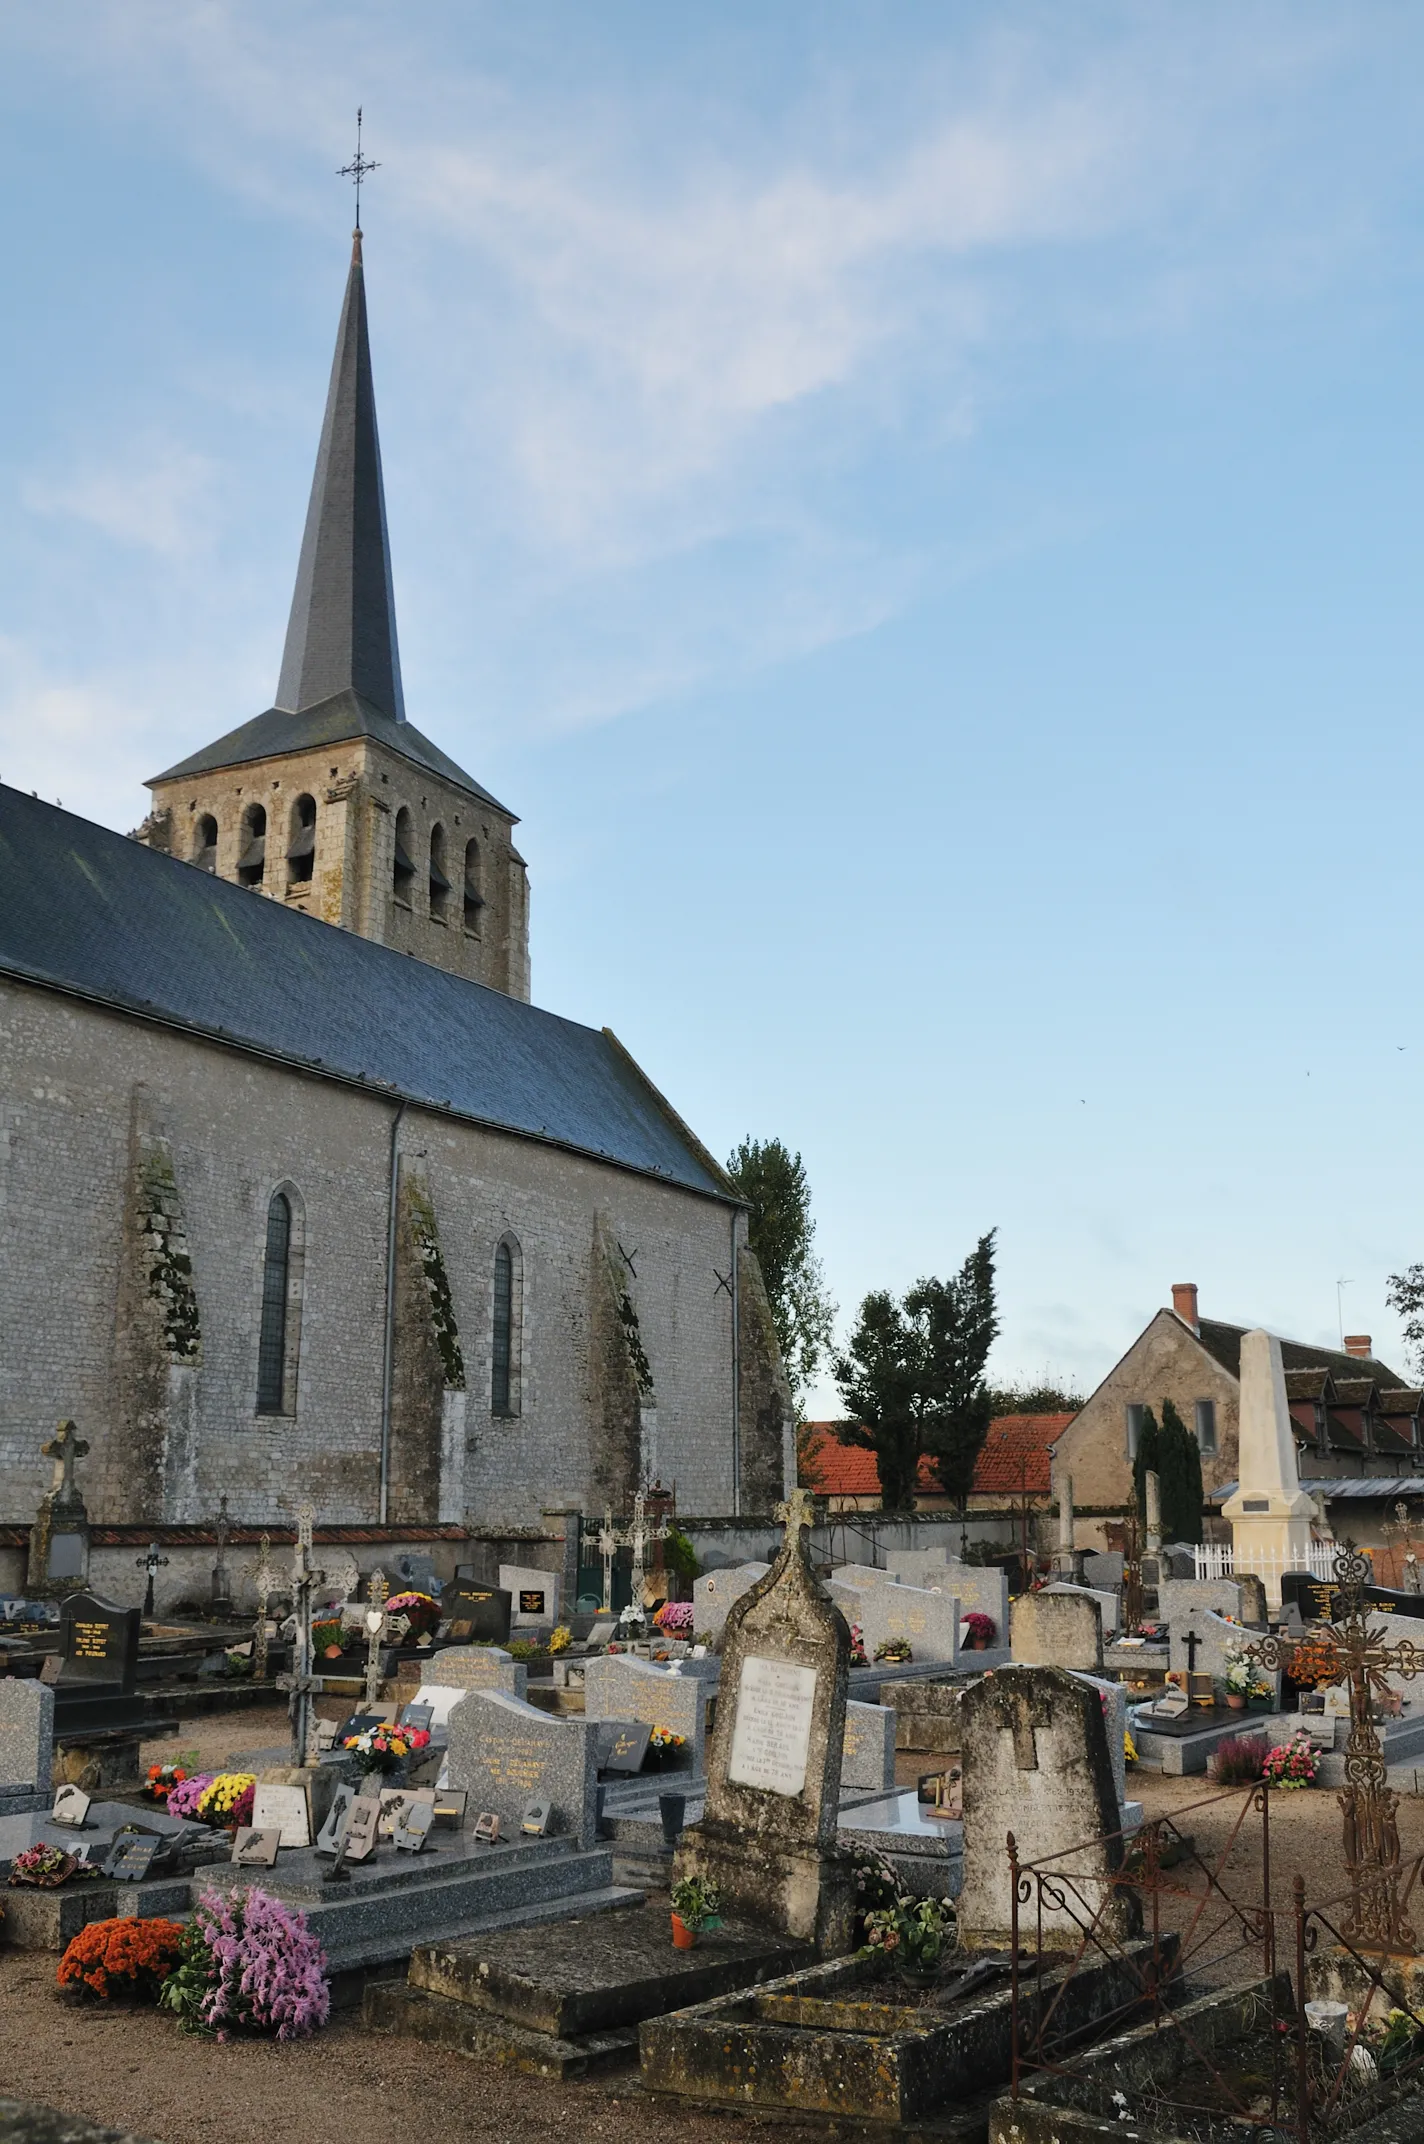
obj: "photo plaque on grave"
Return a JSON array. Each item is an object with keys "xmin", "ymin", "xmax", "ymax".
[
  {"xmin": 473, "ymin": 1810, "xmax": 501, "ymax": 1843},
  {"xmin": 51, "ymin": 1785, "xmax": 90, "ymax": 1829},
  {"xmin": 521, "ymin": 1800, "xmax": 550, "ymax": 1836},
  {"xmin": 103, "ymin": 1831, "xmax": 164, "ymax": 1882},
  {"xmin": 432, "ymin": 1788, "xmax": 468, "ymax": 1829}
]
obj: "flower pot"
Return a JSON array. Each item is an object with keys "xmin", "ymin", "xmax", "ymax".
[
  {"xmin": 896, "ymin": 1958, "xmax": 941, "ymax": 1989},
  {"xmin": 658, "ymin": 1792, "xmax": 686, "ymax": 1846},
  {"xmin": 671, "ymin": 1912, "xmax": 697, "ymax": 1950},
  {"xmin": 1227, "ymin": 1694, "xmax": 1246, "ymax": 1711}
]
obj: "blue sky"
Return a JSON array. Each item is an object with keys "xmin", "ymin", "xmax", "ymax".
[{"xmin": 4, "ymin": 5, "xmax": 1424, "ymax": 1413}]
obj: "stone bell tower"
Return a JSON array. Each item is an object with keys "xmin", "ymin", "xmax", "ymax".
[{"xmin": 138, "ymin": 228, "xmax": 530, "ymax": 1001}]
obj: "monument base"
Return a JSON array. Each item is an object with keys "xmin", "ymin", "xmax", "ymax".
[
  {"xmin": 1217, "ymin": 1506, "xmax": 1315, "ymax": 1609},
  {"xmin": 673, "ymin": 1818, "xmax": 855, "ymax": 1957}
]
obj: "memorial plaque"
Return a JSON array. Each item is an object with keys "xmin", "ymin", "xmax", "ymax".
[
  {"xmin": 231, "ymin": 1827, "xmax": 282, "ymax": 1868},
  {"xmin": 393, "ymin": 1800, "xmax": 435, "ymax": 1853},
  {"xmin": 379, "ymin": 1786, "xmax": 434, "ymax": 1838},
  {"xmin": 51, "ymin": 1784, "xmax": 90, "ymax": 1829},
  {"xmin": 103, "ymin": 1833, "xmax": 162, "ymax": 1882},
  {"xmin": 600, "ymin": 1722, "xmax": 651, "ymax": 1774},
  {"xmin": 251, "ymin": 1782, "xmax": 310, "ymax": 1848},
  {"xmin": 726, "ymin": 1655, "xmax": 817, "ymax": 1797},
  {"xmin": 399, "ymin": 1702, "xmax": 434, "ymax": 1734},
  {"xmin": 521, "ymin": 1800, "xmax": 550, "ymax": 1836},
  {"xmin": 432, "ymin": 1787, "xmax": 468, "ymax": 1829},
  {"xmin": 342, "ymin": 1795, "xmax": 381, "ymax": 1863},
  {"xmin": 314, "ymin": 1784, "xmax": 356, "ymax": 1857},
  {"xmin": 442, "ymin": 1582, "xmax": 511, "ymax": 1645},
  {"xmin": 520, "ymin": 1590, "xmax": 546, "ymax": 1617},
  {"xmin": 473, "ymin": 1810, "xmax": 501, "ymax": 1843},
  {"xmin": 58, "ymin": 1591, "xmax": 140, "ymax": 1691}
]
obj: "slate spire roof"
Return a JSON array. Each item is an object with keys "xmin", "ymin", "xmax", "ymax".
[
  {"xmin": 150, "ymin": 236, "xmax": 509, "ymax": 814},
  {"xmin": 275, "ymin": 229, "xmax": 405, "ymax": 724}
]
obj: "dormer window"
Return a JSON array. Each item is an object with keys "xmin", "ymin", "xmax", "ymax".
[
  {"xmin": 286, "ymin": 795, "xmax": 316, "ymax": 886},
  {"xmin": 192, "ymin": 814, "xmax": 218, "ymax": 873},
  {"xmin": 237, "ymin": 804, "xmax": 267, "ymax": 888}
]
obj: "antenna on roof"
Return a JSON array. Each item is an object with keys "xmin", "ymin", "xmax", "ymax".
[
  {"xmin": 1336, "ymin": 1277, "xmax": 1353, "ymax": 1351},
  {"xmin": 337, "ymin": 107, "xmax": 380, "ymax": 234}
]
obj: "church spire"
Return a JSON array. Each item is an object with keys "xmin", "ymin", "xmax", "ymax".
[{"xmin": 274, "ymin": 224, "xmax": 406, "ymax": 722}]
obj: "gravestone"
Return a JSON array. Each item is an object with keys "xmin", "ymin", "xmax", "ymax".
[
  {"xmin": 1168, "ymin": 1609, "xmax": 1263, "ymax": 1687},
  {"xmin": 692, "ymin": 1562, "xmax": 770, "ymax": 1640},
  {"xmin": 1158, "ymin": 1578, "xmax": 1250, "ymax": 1629},
  {"xmin": 581, "ymin": 1655, "xmax": 707, "ymax": 1767},
  {"xmin": 441, "ymin": 1580, "xmax": 511, "ymax": 1644},
  {"xmin": 1236, "ymin": 1574, "xmax": 1269, "ymax": 1628},
  {"xmin": 842, "ymin": 1700, "xmax": 896, "ymax": 1792},
  {"xmin": 1073, "ymin": 1671, "xmax": 1128, "ymax": 1808},
  {"xmin": 423, "ymin": 1645, "xmax": 528, "ymax": 1701},
  {"xmin": 498, "ymin": 1565, "xmax": 560, "ymax": 1629},
  {"xmin": 673, "ymin": 1489, "xmax": 854, "ymax": 1954},
  {"xmin": 58, "ymin": 1592, "xmax": 139, "ymax": 1692},
  {"xmin": 1041, "ymin": 1581, "xmax": 1119, "ymax": 1640},
  {"xmin": 957, "ymin": 1664, "xmax": 1139, "ymax": 1949},
  {"xmin": 880, "ymin": 1555, "xmax": 1009, "ymax": 1641},
  {"xmin": 25, "ymin": 1421, "xmax": 92, "ymax": 1596},
  {"xmin": 446, "ymin": 1690, "xmax": 597, "ymax": 1846},
  {"xmin": 852, "ymin": 1581, "xmax": 959, "ymax": 1665},
  {"xmin": 1011, "ymin": 1589, "xmax": 1103, "ymax": 1673},
  {"xmin": 0, "ymin": 1679, "xmax": 53, "ymax": 1813},
  {"xmin": 1083, "ymin": 1552, "xmax": 1125, "ymax": 1591}
]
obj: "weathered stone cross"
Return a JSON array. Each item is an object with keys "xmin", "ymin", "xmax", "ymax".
[
  {"xmin": 43, "ymin": 1420, "xmax": 88, "ymax": 1500},
  {"xmin": 276, "ymin": 1504, "xmax": 327, "ymax": 1765},
  {"xmin": 775, "ymin": 1487, "xmax": 818, "ymax": 1541},
  {"xmin": 1008, "ymin": 1687, "xmax": 1055, "ymax": 1771},
  {"xmin": 361, "ymin": 1568, "xmax": 410, "ymax": 1708}
]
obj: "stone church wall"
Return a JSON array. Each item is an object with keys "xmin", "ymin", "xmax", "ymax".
[{"xmin": 0, "ymin": 978, "xmax": 783, "ymax": 1530}]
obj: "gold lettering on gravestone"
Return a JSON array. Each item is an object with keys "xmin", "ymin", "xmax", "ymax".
[
  {"xmin": 727, "ymin": 1656, "xmax": 817, "ymax": 1797},
  {"xmin": 483, "ymin": 1737, "xmax": 549, "ymax": 1795},
  {"xmin": 73, "ymin": 1622, "xmax": 111, "ymax": 1660}
]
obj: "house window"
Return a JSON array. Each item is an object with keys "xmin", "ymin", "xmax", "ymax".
[
  {"xmin": 1195, "ymin": 1399, "xmax": 1217, "ymax": 1455},
  {"xmin": 463, "ymin": 838, "xmax": 484, "ymax": 936},
  {"xmin": 286, "ymin": 794, "xmax": 316, "ymax": 886},
  {"xmin": 491, "ymin": 1235, "xmax": 522, "ymax": 1418},
  {"xmin": 392, "ymin": 807, "xmax": 415, "ymax": 903},
  {"xmin": 237, "ymin": 804, "xmax": 267, "ymax": 888},
  {"xmin": 256, "ymin": 1193, "xmax": 292, "ymax": 1413},
  {"xmin": 429, "ymin": 823, "xmax": 450, "ymax": 922},
  {"xmin": 192, "ymin": 814, "xmax": 218, "ymax": 872},
  {"xmin": 1125, "ymin": 1403, "xmax": 1146, "ymax": 1458}
]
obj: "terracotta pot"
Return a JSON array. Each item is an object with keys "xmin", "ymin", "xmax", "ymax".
[
  {"xmin": 1226, "ymin": 1693, "xmax": 1246, "ymax": 1710},
  {"xmin": 670, "ymin": 1912, "xmax": 697, "ymax": 1950},
  {"xmin": 322, "ymin": 1644, "xmax": 343, "ymax": 1659}
]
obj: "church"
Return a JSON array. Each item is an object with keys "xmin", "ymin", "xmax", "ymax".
[{"xmin": 0, "ymin": 229, "xmax": 792, "ymax": 1550}]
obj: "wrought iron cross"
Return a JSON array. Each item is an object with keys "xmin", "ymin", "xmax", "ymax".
[
  {"xmin": 135, "ymin": 1542, "xmax": 169, "ymax": 1617},
  {"xmin": 277, "ymin": 1504, "xmax": 327, "ymax": 1765},
  {"xmin": 337, "ymin": 107, "xmax": 379, "ymax": 231},
  {"xmin": 248, "ymin": 1532, "xmax": 280, "ymax": 1682},
  {"xmin": 361, "ymin": 1569, "xmax": 410, "ymax": 1709},
  {"xmin": 1250, "ymin": 1547, "xmax": 1424, "ymax": 1951},
  {"xmin": 598, "ymin": 1507, "xmax": 617, "ymax": 1614}
]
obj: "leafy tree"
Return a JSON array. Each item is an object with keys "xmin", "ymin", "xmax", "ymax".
[
  {"xmin": 830, "ymin": 1290, "xmax": 921, "ymax": 1510},
  {"xmin": 726, "ymin": 1137, "xmax": 836, "ymax": 1405},
  {"xmin": 917, "ymin": 1233, "xmax": 1000, "ymax": 1514},
  {"xmin": 1157, "ymin": 1399, "xmax": 1204, "ymax": 1544},
  {"xmin": 1132, "ymin": 1406, "xmax": 1161, "ymax": 1526},
  {"xmin": 985, "ymin": 1379, "xmax": 1086, "ymax": 1416},
  {"xmin": 1387, "ymin": 1266, "xmax": 1424, "ymax": 1377},
  {"xmin": 831, "ymin": 1231, "xmax": 999, "ymax": 1515}
]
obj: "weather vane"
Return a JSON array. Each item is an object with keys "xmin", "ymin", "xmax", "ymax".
[{"xmin": 338, "ymin": 108, "xmax": 380, "ymax": 232}]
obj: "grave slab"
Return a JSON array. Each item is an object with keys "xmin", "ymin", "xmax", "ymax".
[
  {"xmin": 1012, "ymin": 1589, "xmax": 1103, "ymax": 1672},
  {"xmin": 692, "ymin": 1563, "xmax": 769, "ymax": 1639},
  {"xmin": 841, "ymin": 1700, "xmax": 896, "ymax": 1791}
]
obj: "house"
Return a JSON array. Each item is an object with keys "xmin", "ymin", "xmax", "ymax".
[
  {"xmin": 799, "ymin": 1415, "xmax": 1074, "ymax": 1513},
  {"xmin": 1051, "ymin": 1282, "xmax": 1424, "ymax": 1549}
]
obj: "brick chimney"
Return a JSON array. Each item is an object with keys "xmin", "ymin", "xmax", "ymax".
[
  {"xmin": 1344, "ymin": 1334, "xmax": 1373, "ymax": 1359},
  {"xmin": 1171, "ymin": 1282, "xmax": 1200, "ymax": 1333}
]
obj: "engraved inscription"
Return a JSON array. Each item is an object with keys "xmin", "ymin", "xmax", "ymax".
[{"xmin": 727, "ymin": 1656, "xmax": 817, "ymax": 1797}]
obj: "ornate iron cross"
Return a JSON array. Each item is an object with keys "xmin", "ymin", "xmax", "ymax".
[
  {"xmin": 1250, "ymin": 1547, "xmax": 1424, "ymax": 1951},
  {"xmin": 361, "ymin": 1568, "xmax": 410, "ymax": 1709},
  {"xmin": 337, "ymin": 108, "xmax": 379, "ymax": 231},
  {"xmin": 135, "ymin": 1542, "xmax": 170, "ymax": 1617},
  {"xmin": 277, "ymin": 1504, "xmax": 327, "ymax": 1765},
  {"xmin": 247, "ymin": 1532, "xmax": 281, "ymax": 1682}
]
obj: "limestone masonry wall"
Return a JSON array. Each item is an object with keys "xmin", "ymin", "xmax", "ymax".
[
  {"xmin": 0, "ymin": 978, "xmax": 777, "ymax": 1530},
  {"xmin": 1052, "ymin": 1310, "xmax": 1240, "ymax": 1517}
]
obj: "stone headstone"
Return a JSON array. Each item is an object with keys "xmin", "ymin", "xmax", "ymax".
[
  {"xmin": 957, "ymin": 1664, "xmax": 1139, "ymax": 1949},
  {"xmin": 1041, "ymin": 1581, "xmax": 1119, "ymax": 1639},
  {"xmin": 57, "ymin": 1591, "xmax": 139, "ymax": 1691},
  {"xmin": 1073, "ymin": 1671, "xmax": 1128, "ymax": 1808},
  {"xmin": 692, "ymin": 1562, "xmax": 771, "ymax": 1639},
  {"xmin": 498, "ymin": 1565, "xmax": 560, "ymax": 1629},
  {"xmin": 673, "ymin": 1490, "xmax": 853, "ymax": 1953},
  {"xmin": 441, "ymin": 1580, "xmax": 511, "ymax": 1644},
  {"xmin": 424, "ymin": 1646, "xmax": 527, "ymax": 1700},
  {"xmin": 446, "ymin": 1689, "xmax": 597, "ymax": 1846},
  {"xmin": 1168, "ymin": 1609, "xmax": 1256, "ymax": 1684},
  {"xmin": 1158, "ymin": 1578, "xmax": 1249, "ymax": 1629},
  {"xmin": 1082, "ymin": 1552, "xmax": 1125, "ymax": 1591},
  {"xmin": 852, "ymin": 1581, "xmax": 959, "ymax": 1665},
  {"xmin": 1236, "ymin": 1574, "xmax": 1269, "ymax": 1628},
  {"xmin": 841, "ymin": 1700, "xmax": 896, "ymax": 1791},
  {"xmin": 0, "ymin": 1679, "xmax": 53, "ymax": 1807},
  {"xmin": 580, "ymin": 1654, "xmax": 707, "ymax": 1767},
  {"xmin": 1011, "ymin": 1588, "xmax": 1103, "ymax": 1672},
  {"xmin": 882, "ymin": 1554, "xmax": 1009, "ymax": 1640}
]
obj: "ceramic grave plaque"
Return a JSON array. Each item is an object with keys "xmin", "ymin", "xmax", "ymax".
[
  {"xmin": 498, "ymin": 1565, "xmax": 560, "ymax": 1629},
  {"xmin": 473, "ymin": 1811, "xmax": 501, "ymax": 1842},
  {"xmin": 342, "ymin": 1795, "xmax": 381, "ymax": 1862},
  {"xmin": 251, "ymin": 1782, "xmax": 311, "ymax": 1849},
  {"xmin": 51, "ymin": 1784, "xmax": 90, "ymax": 1829},
  {"xmin": 314, "ymin": 1784, "xmax": 356, "ymax": 1857},
  {"xmin": 432, "ymin": 1787, "xmax": 467, "ymax": 1828},
  {"xmin": 393, "ymin": 1799, "xmax": 435, "ymax": 1853},
  {"xmin": 599, "ymin": 1722, "xmax": 651, "ymax": 1773},
  {"xmin": 231, "ymin": 1827, "xmax": 281, "ymax": 1868},
  {"xmin": 727, "ymin": 1658, "xmax": 817, "ymax": 1796}
]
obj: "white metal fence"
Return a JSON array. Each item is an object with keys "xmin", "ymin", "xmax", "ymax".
[{"xmin": 1193, "ymin": 1540, "xmax": 1339, "ymax": 1584}]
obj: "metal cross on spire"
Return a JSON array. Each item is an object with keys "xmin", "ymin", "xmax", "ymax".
[{"xmin": 338, "ymin": 107, "xmax": 380, "ymax": 232}]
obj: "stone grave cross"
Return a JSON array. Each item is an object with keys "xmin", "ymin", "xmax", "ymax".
[
  {"xmin": 1181, "ymin": 1628, "xmax": 1201, "ymax": 1674},
  {"xmin": 361, "ymin": 1568, "xmax": 410, "ymax": 1707},
  {"xmin": 44, "ymin": 1420, "xmax": 88, "ymax": 1500},
  {"xmin": 247, "ymin": 1532, "xmax": 281, "ymax": 1681},
  {"xmin": 1250, "ymin": 1547, "xmax": 1424, "ymax": 1952},
  {"xmin": 775, "ymin": 1485, "xmax": 818, "ymax": 1538},
  {"xmin": 1008, "ymin": 1686, "xmax": 1055, "ymax": 1770},
  {"xmin": 276, "ymin": 1504, "xmax": 326, "ymax": 1765},
  {"xmin": 135, "ymin": 1541, "xmax": 169, "ymax": 1616},
  {"xmin": 211, "ymin": 1494, "xmax": 233, "ymax": 1616}
]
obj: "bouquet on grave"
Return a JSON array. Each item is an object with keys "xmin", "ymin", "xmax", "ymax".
[
  {"xmin": 10, "ymin": 1842, "xmax": 98, "ymax": 1888},
  {"xmin": 197, "ymin": 1774, "xmax": 257, "ymax": 1828},
  {"xmin": 144, "ymin": 1761, "xmax": 190, "ymax": 1804},
  {"xmin": 1285, "ymin": 1634, "xmax": 1344, "ymax": 1691},
  {"xmin": 849, "ymin": 1621, "xmax": 869, "ymax": 1667},
  {"xmin": 158, "ymin": 1885, "xmax": 329, "ymax": 2040},
  {"xmin": 384, "ymin": 1590, "xmax": 440, "ymax": 1638},
  {"xmin": 962, "ymin": 1612, "xmax": 997, "ymax": 1647},
  {"xmin": 645, "ymin": 1726, "xmax": 688, "ymax": 1768},
  {"xmin": 874, "ymin": 1638, "xmax": 913, "ymax": 1664},
  {"xmin": 654, "ymin": 1600, "xmax": 695, "ymax": 1640},
  {"xmin": 861, "ymin": 1892, "xmax": 958, "ymax": 1976},
  {"xmin": 1261, "ymin": 1730, "xmax": 1320, "ymax": 1791},
  {"xmin": 549, "ymin": 1624, "xmax": 573, "ymax": 1654},
  {"xmin": 59, "ymin": 1916, "xmax": 187, "ymax": 2001},
  {"xmin": 1223, "ymin": 1645, "xmax": 1271, "ymax": 1700},
  {"xmin": 341, "ymin": 1722, "xmax": 431, "ymax": 1776},
  {"xmin": 312, "ymin": 1618, "xmax": 349, "ymax": 1659}
]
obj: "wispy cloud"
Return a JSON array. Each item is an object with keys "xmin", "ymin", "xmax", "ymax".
[{"xmin": 23, "ymin": 439, "xmax": 218, "ymax": 558}]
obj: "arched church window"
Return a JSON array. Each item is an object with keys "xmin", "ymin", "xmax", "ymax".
[
  {"xmin": 463, "ymin": 839, "xmax": 484, "ymax": 936},
  {"xmin": 237, "ymin": 804, "xmax": 267, "ymax": 889},
  {"xmin": 392, "ymin": 807, "xmax": 415, "ymax": 904},
  {"xmin": 287, "ymin": 795, "xmax": 317, "ymax": 886},
  {"xmin": 491, "ymin": 1235, "xmax": 522, "ymax": 1418},
  {"xmin": 255, "ymin": 1185, "xmax": 305, "ymax": 1416},
  {"xmin": 192, "ymin": 814, "xmax": 218, "ymax": 873},
  {"xmin": 429, "ymin": 824, "xmax": 451, "ymax": 922}
]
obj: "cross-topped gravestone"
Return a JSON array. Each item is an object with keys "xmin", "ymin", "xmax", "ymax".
[
  {"xmin": 27, "ymin": 1421, "xmax": 92, "ymax": 1593},
  {"xmin": 361, "ymin": 1569, "xmax": 410, "ymax": 1708},
  {"xmin": 957, "ymin": 1664, "xmax": 1138, "ymax": 1951},
  {"xmin": 275, "ymin": 1503, "xmax": 325, "ymax": 1764},
  {"xmin": 672, "ymin": 1484, "xmax": 852, "ymax": 1952},
  {"xmin": 44, "ymin": 1421, "xmax": 88, "ymax": 1500}
]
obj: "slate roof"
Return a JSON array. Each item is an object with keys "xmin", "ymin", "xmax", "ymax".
[
  {"xmin": 1194, "ymin": 1316, "xmax": 1406, "ymax": 1393},
  {"xmin": 0, "ymin": 786, "xmax": 732, "ymax": 1203}
]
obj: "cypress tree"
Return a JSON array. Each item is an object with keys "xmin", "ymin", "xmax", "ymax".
[
  {"xmin": 1132, "ymin": 1406, "xmax": 1161, "ymax": 1526},
  {"xmin": 1158, "ymin": 1398, "xmax": 1204, "ymax": 1543}
]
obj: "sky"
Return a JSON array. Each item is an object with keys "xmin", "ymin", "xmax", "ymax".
[{"xmin": 4, "ymin": 4, "xmax": 1424, "ymax": 1416}]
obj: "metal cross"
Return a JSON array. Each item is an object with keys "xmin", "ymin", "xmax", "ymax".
[
  {"xmin": 338, "ymin": 108, "xmax": 379, "ymax": 231},
  {"xmin": 211, "ymin": 1493, "xmax": 233, "ymax": 1614},
  {"xmin": 360, "ymin": 1569, "xmax": 410, "ymax": 1709},
  {"xmin": 248, "ymin": 1532, "xmax": 281, "ymax": 1682},
  {"xmin": 43, "ymin": 1420, "xmax": 89, "ymax": 1500},
  {"xmin": 276, "ymin": 1504, "xmax": 327, "ymax": 1765},
  {"xmin": 135, "ymin": 1542, "xmax": 170, "ymax": 1618},
  {"xmin": 1182, "ymin": 1628, "xmax": 1201, "ymax": 1674},
  {"xmin": 1250, "ymin": 1548, "xmax": 1424, "ymax": 1951},
  {"xmin": 598, "ymin": 1507, "xmax": 617, "ymax": 1614}
]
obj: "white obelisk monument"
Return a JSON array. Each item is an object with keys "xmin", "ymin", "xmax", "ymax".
[{"xmin": 1221, "ymin": 1329, "xmax": 1316, "ymax": 1607}]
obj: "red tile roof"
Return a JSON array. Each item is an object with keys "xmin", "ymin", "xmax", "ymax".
[{"xmin": 801, "ymin": 1415, "xmax": 1073, "ymax": 1501}]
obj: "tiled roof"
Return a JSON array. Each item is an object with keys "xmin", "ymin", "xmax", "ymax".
[
  {"xmin": 1194, "ymin": 1318, "xmax": 1405, "ymax": 1392},
  {"xmin": 800, "ymin": 1415, "xmax": 1072, "ymax": 1501}
]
